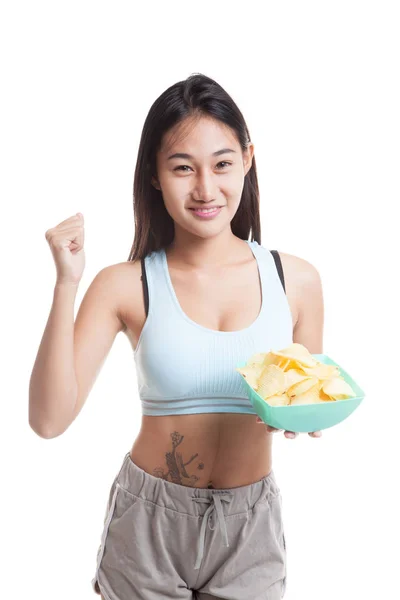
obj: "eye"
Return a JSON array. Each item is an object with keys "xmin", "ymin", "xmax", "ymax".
[
  {"xmin": 174, "ymin": 165, "xmax": 192, "ymax": 172},
  {"xmin": 173, "ymin": 161, "xmax": 232, "ymax": 172}
]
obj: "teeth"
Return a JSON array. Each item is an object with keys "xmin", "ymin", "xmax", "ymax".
[{"xmin": 194, "ymin": 208, "xmax": 218, "ymax": 213}]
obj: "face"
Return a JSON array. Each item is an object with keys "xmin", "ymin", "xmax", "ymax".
[{"xmin": 151, "ymin": 116, "xmax": 254, "ymax": 240}]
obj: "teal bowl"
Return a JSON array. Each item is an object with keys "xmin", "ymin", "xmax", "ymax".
[{"xmin": 236, "ymin": 354, "xmax": 365, "ymax": 432}]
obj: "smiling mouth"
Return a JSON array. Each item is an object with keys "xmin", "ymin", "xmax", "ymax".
[{"xmin": 188, "ymin": 207, "xmax": 223, "ymax": 211}]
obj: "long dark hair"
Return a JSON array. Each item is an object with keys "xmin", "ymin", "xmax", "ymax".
[{"xmin": 127, "ymin": 73, "xmax": 261, "ymax": 261}]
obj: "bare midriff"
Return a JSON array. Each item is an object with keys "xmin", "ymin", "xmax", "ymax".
[{"xmin": 129, "ymin": 412, "xmax": 273, "ymax": 490}]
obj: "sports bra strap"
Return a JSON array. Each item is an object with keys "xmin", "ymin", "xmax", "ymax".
[
  {"xmin": 270, "ymin": 250, "xmax": 286, "ymax": 293},
  {"xmin": 140, "ymin": 250, "xmax": 285, "ymax": 318},
  {"xmin": 140, "ymin": 257, "xmax": 149, "ymax": 317}
]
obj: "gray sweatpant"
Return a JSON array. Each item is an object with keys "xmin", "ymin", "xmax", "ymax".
[{"xmin": 92, "ymin": 451, "xmax": 287, "ymax": 599}]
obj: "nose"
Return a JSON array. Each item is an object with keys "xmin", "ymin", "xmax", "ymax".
[{"xmin": 192, "ymin": 170, "xmax": 217, "ymax": 202}]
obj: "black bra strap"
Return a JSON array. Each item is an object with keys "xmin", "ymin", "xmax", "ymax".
[
  {"xmin": 140, "ymin": 250, "xmax": 286, "ymax": 318},
  {"xmin": 140, "ymin": 258, "xmax": 149, "ymax": 318},
  {"xmin": 270, "ymin": 250, "xmax": 286, "ymax": 294}
]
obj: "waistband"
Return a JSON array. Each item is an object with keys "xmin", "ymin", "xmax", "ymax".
[
  {"xmin": 116, "ymin": 451, "xmax": 280, "ymax": 510},
  {"xmin": 113, "ymin": 452, "xmax": 281, "ymax": 571}
]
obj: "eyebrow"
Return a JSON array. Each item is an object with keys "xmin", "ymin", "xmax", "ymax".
[{"xmin": 167, "ymin": 148, "xmax": 237, "ymax": 161}]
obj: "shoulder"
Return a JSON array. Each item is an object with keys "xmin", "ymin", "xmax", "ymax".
[
  {"xmin": 96, "ymin": 260, "xmax": 143, "ymax": 332},
  {"xmin": 257, "ymin": 244, "xmax": 320, "ymax": 287},
  {"xmin": 96, "ymin": 260, "xmax": 142, "ymax": 289},
  {"xmin": 276, "ymin": 251, "xmax": 322, "ymax": 289}
]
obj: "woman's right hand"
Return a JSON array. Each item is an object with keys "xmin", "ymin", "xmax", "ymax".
[
  {"xmin": 44, "ymin": 212, "xmax": 86, "ymax": 285},
  {"xmin": 256, "ymin": 416, "xmax": 322, "ymax": 438}
]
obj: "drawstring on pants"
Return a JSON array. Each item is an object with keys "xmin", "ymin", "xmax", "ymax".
[{"xmin": 191, "ymin": 492, "xmax": 233, "ymax": 570}]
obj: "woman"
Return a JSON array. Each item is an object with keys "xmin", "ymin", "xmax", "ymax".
[{"xmin": 29, "ymin": 73, "xmax": 324, "ymax": 599}]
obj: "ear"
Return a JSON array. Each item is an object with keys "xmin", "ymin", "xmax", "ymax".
[
  {"xmin": 243, "ymin": 142, "xmax": 255, "ymax": 176},
  {"xmin": 151, "ymin": 175, "xmax": 161, "ymax": 190}
]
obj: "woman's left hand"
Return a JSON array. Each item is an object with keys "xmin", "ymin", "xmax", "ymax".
[{"xmin": 256, "ymin": 416, "xmax": 322, "ymax": 438}]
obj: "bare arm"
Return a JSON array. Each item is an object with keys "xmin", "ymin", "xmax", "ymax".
[
  {"xmin": 29, "ymin": 265, "xmax": 126, "ymax": 439},
  {"xmin": 292, "ymin": 257, "xmax": 324, "ymax": 354}
]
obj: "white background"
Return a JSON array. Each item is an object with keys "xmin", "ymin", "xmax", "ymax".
[{"xmin": 1, "ymin": 1, "xmax": 399, "ymax": 598}]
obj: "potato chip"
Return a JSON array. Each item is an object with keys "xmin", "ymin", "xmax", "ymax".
[
  {"xmin": 319, "ymin": 389, "xmax": 335, "ymax": 402},
  {"xmin": 236, "ymin": 363, "xmax": 264, "ymax": 390},
  {"xmin": 321, "ymin": 376, "xmax": 357, "ymax": 400},
  {"xmin": 287, "ymin": 375, "xmax": 320, "ymax": 399},
  {"xmin": 237, "ymin": 342, "xmax": 357, "ymax": 407},
  {"xmin": 274, "ymin": 357, "xmax": 291, "ymax": 370},
  {"xmin": 257, "ymin": 364, "xmax": 286, "ymax": 399},
  {"xmin": 284, "ymin": 368, "xmax": 308, "ymax": 388},
  {"xmin": 261, "ymin": 352, "xmax": 281, "ymax": 368},
  {"xmin": 290, "ymin": 381, "xmax": 322, "ymax": 405},
  {"xmin": 302, "ymin": 363, "xmax": 340, "ymax": 380},
  {"xmin": 246, "ymin": 352, "xmax": 267, "ymax": 367},
  {"xmin": 275, "ymin": 357, "xmax": 305, "ymax": 372},
  {"xmin": 268, "ymin": 343, "xmax": 319, "ymax": 368},
  {"xmin": 265, "ymin": 392, "xmax": 291, "ymax": 406}
]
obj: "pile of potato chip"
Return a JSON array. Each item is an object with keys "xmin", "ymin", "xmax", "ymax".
[{"xmin": 236, "ymin": 343, "xmax": 357, "ymax": 406}]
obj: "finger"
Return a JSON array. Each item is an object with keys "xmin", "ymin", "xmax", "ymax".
[
  {"xmin": 266, "ymin": 425, "xmax": 281, "ymax": 433},
  {"xmin": 256, "ymin": 417, "xmax": 279, "ymax": 432},
  {"xmin": 48, "ymin": 214, "xmax": 83, "ymax": 232},
  {"xmin": 308, "ymin": 431, "xmax": 322, "ymax": 437},
  {"xmin": 284, "ymin": 431, "xmax": 298, "ymax": 439}
]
